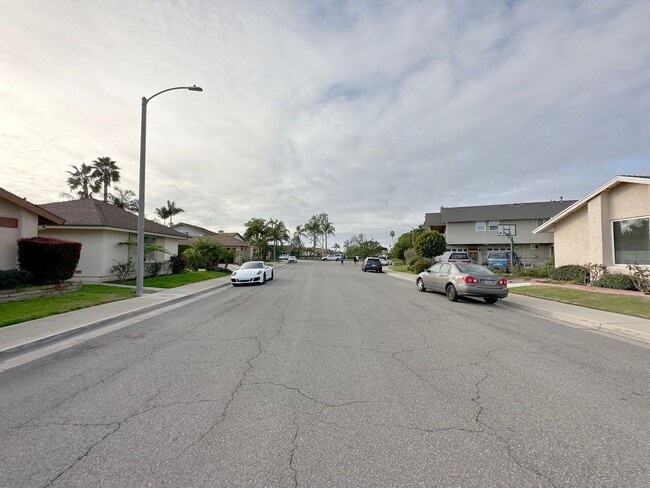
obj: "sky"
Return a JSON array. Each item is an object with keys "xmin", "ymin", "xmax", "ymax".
[{"xmin": 1, "ymin": 0, "xmax": 648, "ymax": 249}]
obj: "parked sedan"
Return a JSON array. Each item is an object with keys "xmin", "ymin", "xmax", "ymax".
[
  {"xmin": 287, "ymin": 256, "xmax": 298, "ymax": 263},
  {"xmin": 416, "ymin": 262, "xmax": 508, "ymax": 303},
  {"xmin": 231, "ymin": 261, "xmax": 273, "ymax": 286},
  {"xmin": 362, "ymin": 257, "xmax": 382, "ymax": 273}
]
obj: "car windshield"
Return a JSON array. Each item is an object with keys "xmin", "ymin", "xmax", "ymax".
[
  {"xmin": 240, "ymin": 262, "xmax": 263, "ymax": 270},
  {"xmin": 456, "ymin": 264, "xmax": 495, "ymax": 275}
]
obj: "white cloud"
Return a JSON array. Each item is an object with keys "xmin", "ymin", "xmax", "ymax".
[{"xmin": 1, "ymin": 0, "xmax": 648, "ymax": 248}]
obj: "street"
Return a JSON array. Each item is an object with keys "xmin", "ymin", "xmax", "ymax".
[{"xmin": 1, "ymin": 261, "xmax": 649, "ymax": 487}]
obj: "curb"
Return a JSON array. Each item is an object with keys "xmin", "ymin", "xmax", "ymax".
[{"xmin": 0, "ymin": 281, "xmax": 233, "ymax": 361}]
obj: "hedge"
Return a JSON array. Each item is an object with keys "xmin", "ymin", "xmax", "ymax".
[{"xmin": 17, "ymin": 237, "xmax": 82, "ymax": 285}]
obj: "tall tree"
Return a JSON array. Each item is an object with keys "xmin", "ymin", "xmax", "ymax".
[
  {"xmin": 91, "ymin": 157, "xmax": 121, "ymax": 202},
  {"xmin": 321, "ymin": 219, "xmax": 336, "ymax": 255},
  {"xmin": 110, "ymin": 187, "xmax": 138, "ymax": 213},
  {"xmin": 67, "ymin": 163, "xmax": 100, "ymax": 199},
  {"xmin": 155, "ymin": 206, "xmax": 171, "ymax": 226},
  {"xmin": 304, "ymin": 215, "xmax": 323, "ymax": 257},
  {"xmin": 155, "ymin": 200, "xmax": 185, "ymax": 226},
  {"xmin": 244, "ymin": 218, "xmax": 268, "ymax": 260},
  {"xmin": 267, "ymin": 219, "xmax": 290, "ymax": 261}
]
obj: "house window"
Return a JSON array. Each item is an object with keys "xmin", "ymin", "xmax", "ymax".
[
  {"xmin": 537, "ymin": 218, "xmax": 549, "ymax": 227},
  {"xmin": 144, "ymin": 236, "xmax": 156, "ymax": 262},
  {"xmin": 488, "ymin": 221, "xmax": 499, "ymax": 231},
  {"xmin": 613, "ymin": 217, "xmax": 650, "ymax": 265},
  {"xmin": 475, "ymin": 221, "xmax": 486, "ymax": 231}
]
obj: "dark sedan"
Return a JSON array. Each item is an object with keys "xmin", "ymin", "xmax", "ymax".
[
  {"xmin": 362, "ymin": 257, "xmax": 382, "ymax": 273},
  {"xmin": 416, "ymin": 262, "xmax": 508, "ymax": 303}
]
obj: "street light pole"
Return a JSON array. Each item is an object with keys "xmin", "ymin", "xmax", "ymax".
[
  {"xmin": 403, "ymin": 225, "xmax": 416, "ymax": 247},
  {"xmin": 136, "ymin": 85, "xmax": 203, "ymax": 297}
]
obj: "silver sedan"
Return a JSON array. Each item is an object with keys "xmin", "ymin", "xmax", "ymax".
[{"xmin": 416, "ymin": 262, "xmax": 508, "ymax": 304}]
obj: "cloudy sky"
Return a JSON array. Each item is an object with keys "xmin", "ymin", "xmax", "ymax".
[{"xmin": 1, "ymin": 0, "xmax": 648, "ymax": 249}]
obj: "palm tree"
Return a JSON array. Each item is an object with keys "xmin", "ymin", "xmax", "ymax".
[
  {"xmin": 67, "ymin": 163, "xmax": 100, "ymax": 199},
  {"xmin": 267, "ymin": 219, "xmax": 290, "ymax": 261},
  {"xmin": 155, "ymin": 200, "xmax": 185, "ymax": 226},
  {"xmin": 110, "ymin": 187, "xmax": 138, "ymax": 213},
  {"xmin": 155, "ymin": 206, "xmax": 171, "ymax": 226},
  {"xmin": 321, "ymin": 220, "xmax": 336, "ymax": 255},
  {"xmin": 166, "ymin": 200, "xmax": 185, "ymax": 225},
  {"xmin": 244, "ymin": 218, "xmax": 268, "ymax": 259},
  {"xmin": 91, "ymin": 157, "xmax": 121, "ymax": 202},
  {"xmin": 304, "ymin": 215, "xmax": 323, "ymax": 257}
]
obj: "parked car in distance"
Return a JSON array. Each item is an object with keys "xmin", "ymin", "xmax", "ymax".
[
  {"xmin": 362, "ymin": 257, "xmax": 382, "ymax": 273},
  {"xmin": 279, "ymin": 254, "xmax": 289, "ymax": 261},
  {"xmin": 322, "ymin": 254, "xmax": 343, "ymax": 261},
  {"xmin": 434, "ymin": 251, "xmax": 472, "ymax": 264},
  {"xmin": 377, "ymin": 255, "xmax": 393, "ymax": 266},
  {"xmin": 287, "ymin": 256, "xmax": 298, "ymax": 263},
  {"xmin": 416, "ymin": 262, "xmax": 508, "ymax": 303},
  {"xmin": 231, "ymin": 261, "xmax": 273, "ymax": 286},
  {"xmin": 486, "ymin": 251, "xmax": 521, "ymax": 270}
]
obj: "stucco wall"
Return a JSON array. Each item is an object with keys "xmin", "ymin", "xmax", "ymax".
[
  {"xmin": 446, "ymin": 220, "xmax": 556, "ymax": 245},
  {"xmin": 553, "ymin": 206, "xmax": 589, "ymax": 266},
  {"xmin": 0, "ymin": 200, "xmax": 39, "ymax": 270}
]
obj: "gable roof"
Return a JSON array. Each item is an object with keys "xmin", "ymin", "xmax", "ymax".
[
  {"xmin": 534, "ymin": 175, "xmax": 650, "ymax": 234},
  {"xmin": 171, "ymin": 222, "xmax": 218, "ymax": 236},
  {"xmin": 0, "ymin": 187, "xmax": 65, "ymax": 225},
  {"xmin": 436, "ymin": 200, "xmax": 577, "ymax": 223},
  {"xmin": 40, "ymin": 199, "xmax": 187, "ymax": 238},
  {"xmin": 185, "ymin": 233, "xmax": 250, "ymax": 248}
]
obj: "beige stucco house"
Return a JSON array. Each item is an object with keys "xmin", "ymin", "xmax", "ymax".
[
  {"xmin": 424, "ymin": 200, "xmax": 576, "ymax": 266},
  {"xmin": 0, "ymin": 188, "xmax": 64, "ymax": 270},
  {"xmin": 172, "ymin": 222, "xmax": 252, "ymax": 264},
  {"xmin": 533, "ymin": 175, "xmax": 650, "ymax": 271},
  {"xmin": 38, "ymin": 199, "xmax": 188, "ymax": 282}
]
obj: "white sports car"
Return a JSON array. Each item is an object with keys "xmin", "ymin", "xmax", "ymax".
[{"xmin": 231, "ymin": 261, "xmax": 273, "ymax": 286}]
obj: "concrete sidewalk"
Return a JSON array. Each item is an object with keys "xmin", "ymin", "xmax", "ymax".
[
  {"xmin": 0, "ymin": 275, "xmax": 234, "ymax": 360},
  {"xmin": 384, "ymin": 269, "xmax": 650, "ymax": 345}
]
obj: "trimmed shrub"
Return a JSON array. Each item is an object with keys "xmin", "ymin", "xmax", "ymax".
[
  {"xmin": 407, "ymin": 255, "xmax": 424, "ymax": 267},
  {"xmin": 169, "ymin": 254, "xmax": 187, "ymax": 274},
  {"xmin": 592, "ymin": 274, "xmax": 636, "ymax": 291},
  {"xmin": 111, "ymin": 258, "xmax": 135, "ymax": 282},
  {"xmin": 550, "ymin": 265, "xmax": 589, "ymax": 284},
  {"xmin": 0, "ymin": 269, "xmax": 34, "ymax": 290},
  {"xmin": 412, "ymin": 259, "xmax": 432, "ymax": 274},
  {"xmin": 145, "ymin": 261, "xmax": 163, "ymax": 278},
  {"xmin": 414, "ymin": 231, "xmax": 446, "ymax": 259},
  {"xmin": 17, "ymin": 237, "xmax": 81, "ymax": 285}
]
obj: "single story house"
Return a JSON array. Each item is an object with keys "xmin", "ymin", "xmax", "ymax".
[
  {"xmin": 533, "ymin": 175, "xmax": 650, "ymax": 271},
  {"xmin": 425, "ymin": 200, "xmax": 576, "ymax": 266},
  {"xmin": 38, "ymin": 199, "xmax": 188, "ymax": 282},
  {"xmin": 0, "ymin": 187, "xmax": 64, "ymax": 270}
]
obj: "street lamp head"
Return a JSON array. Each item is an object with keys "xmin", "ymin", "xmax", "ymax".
[{"xmin": 188, "ymin": 85, "xmax": 203, "ymax": 92}]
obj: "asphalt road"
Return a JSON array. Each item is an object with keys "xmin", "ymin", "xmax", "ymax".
[{"xmin": 1, "ymin": 261, "xmax": 649, "ymax": 487}]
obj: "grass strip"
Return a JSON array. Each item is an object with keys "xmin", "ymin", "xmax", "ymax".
[
  {"xmin": 0, "ymin": 285, "xmax": 134, "ymax": 328},
  {"xmin": 122, "ymin": 270, "xmax": 230, "ymax": 288},
  {"xmin": 389, "ymin": 265, "xmax": 415, "ymax": 274},
  {"xmin": 509, "ymin": 286, "xmax": 650, "ymax": 320}
]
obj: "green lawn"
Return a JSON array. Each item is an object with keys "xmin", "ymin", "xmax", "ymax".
[
  {"xmin": 509, "ymin": 286, "xmax": 650, "ymax": 320},
  {"xmin": 0, "ymin": 285, "xmax": 135, "ymax": 328},
  {"xmin": 122, "ymin": 270, "xmax": 230, "ymax": 288},
  {"xmin": 389, "ymin": 265, "xmax": 415, "ymax": 274}
]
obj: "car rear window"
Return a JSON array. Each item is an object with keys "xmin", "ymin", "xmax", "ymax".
[
  {"xmin": 450, "ymin": 253, "xmax": 469, "ymax": 259},
  {"xmin": 367, "ymin": 258, "xmax": 380, "ymax": 262},
  {"xmin": 489, "ymin": 252, "xmax": 509, "ymax": 259}
]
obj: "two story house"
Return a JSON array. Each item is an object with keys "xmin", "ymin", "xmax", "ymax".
[{"xmin": 424, "ymin": 200, "xmax": 576, "ymax": 266}]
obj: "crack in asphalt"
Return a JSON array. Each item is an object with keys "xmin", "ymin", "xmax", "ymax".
[
  {"xmin": 44, "ymin": 422, "xmax": 121, "ymax": 487},
  {"xmin": 176, "ymin": 336, "xmax": 263, "ymax": 458},
  {"xmin": 289, "ymin": 417, "xmax": 299, "ymax": 488}
]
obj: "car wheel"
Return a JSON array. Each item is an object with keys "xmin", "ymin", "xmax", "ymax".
[
  {"xmin": 363, "ymin": 268, "xmax": 366, "ymax": 272},
  {"xmin": 261, "ymin": 274, "xmax": 266, "ymax": 285},
  {"xmin": 484, "ymin": 297, "xmax": 498, "ymax": 304},
  {"xmin": 416, "ymin": 278, "xmax": 426, "ymax": 292},
  {"xmin": 269, "ymin": 270, "xmax": 274, "ymax": 281},
  {"xmin": 446, "ymin": 284, "xmax": 458, "ymax": 302}
]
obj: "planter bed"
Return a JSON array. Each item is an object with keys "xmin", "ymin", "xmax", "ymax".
[{"xmin": 0, "ymin": 282, "xmax": 81, "ymax": 303}]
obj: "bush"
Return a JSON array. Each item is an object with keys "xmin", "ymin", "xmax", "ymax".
[
  {"xmin": 550, "ymin": 265, "xmax": 589, "ymax": 284},
  {"xmin": 518, "ymin": 265, "xmax": 552, "ymax": 278},
  {"xmin": 414, "ymin": 231, "xmax": 446, "ymax": 259},
  {"xmin": 593, "ymin": 274, "xmax": 636, "ymax": 291},
  {"xmin": 407, "ymin": 255, "xmax": 424, "ymax": 267},
  {"xmin": 110, "ymin": 258, "xmax": 135, "ymax": 282},
  {"xmin": 412, "ymin": 259, "xmax": 432, "ymax": 274},
  {"xmin": 169, "ymin": 254, "xmax": 187, "ymax": 274},
  {"xmin": 145, "ymin": 261, "xmax": 163, "ymax": 278},
  {"xmin": 0, "ymin": 269, "xmax": 34, "ymax": 290},
  {"xmin": 17, "ymin": 237, "xmax": 82, "ymax": 285},
  {"xmin": 627, "ymin": 264, "xmax": 650, "ymax": 293}
]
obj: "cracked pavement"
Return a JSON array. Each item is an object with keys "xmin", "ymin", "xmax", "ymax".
[{"xmin": 1, "ymin": 261, "xmax": 649, "ymax": 487}]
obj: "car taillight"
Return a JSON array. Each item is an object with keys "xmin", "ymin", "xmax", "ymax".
[
  {"xmin": 498, "ymin": 278, "xmax": 508, "ymax": 286},
  {"xmin": 508, "ymin": 261, "xmax": 512, "ymax": 266},
  {"xmin": 463, "ymin": 276, "xmax": 479, "ymax": 284}
]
